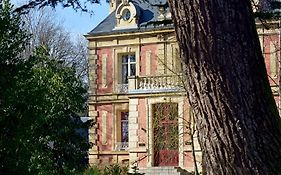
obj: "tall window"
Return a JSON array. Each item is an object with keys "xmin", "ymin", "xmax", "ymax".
[
  {"xmin": 115, "ymin": 111, "xmax": 129, "ymax": 151},
  {"xmin": 121, "ymin": 54, "xmax": 136, "ymax": 84},
  {"xmin": 121, "ymin": 112, "xmax": 129, "ymax": 143}
]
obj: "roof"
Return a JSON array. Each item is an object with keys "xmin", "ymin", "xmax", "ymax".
[{"xmin": 88, "ymin": 0, "xmax": 174, "ymax": 36}]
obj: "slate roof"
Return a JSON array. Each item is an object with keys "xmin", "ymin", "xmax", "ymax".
[{"xmin": 88, "ymin": 0, "xmax": 174, "ymax": 36}]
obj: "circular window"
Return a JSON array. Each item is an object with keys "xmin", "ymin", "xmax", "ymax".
[{"xmin": 122, "ymin": 9, "xmax": 131, "ymax": 21}]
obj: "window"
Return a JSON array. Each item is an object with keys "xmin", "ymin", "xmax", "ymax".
[
  {"xmin": 122, "ymin": 8, "xmax": 131, "ymax": 21},
  {"xmin": 117, "ymin": 54, "xmax": 136, "ymax": 93},
  {"xmin": 121, "ymin": 54, "xmax": 136, "ymax": 84},
  {"xmin": 121, "ymin": 112, "xmax": 129, "ymax": 143},
  {"xmin": 115, "ymin": 111, "xmax": 129, "ymax": 151}
]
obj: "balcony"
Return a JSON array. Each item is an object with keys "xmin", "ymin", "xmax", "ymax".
[
  {"xmin": 115, "ymin": 75, "xmax": 184, "ymax": 94},
  {"xmin": 127, "ymin": 74, "xmax": 184, "ymax": 94}
]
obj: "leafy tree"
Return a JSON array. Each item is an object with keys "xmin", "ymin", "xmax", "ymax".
[
  {"xmin": 0, "ymin": 1, "xmax": 90, "ymax": 174},
  {"xmin": 0, "ymin": 0, "xmax": 27, "ymax": 64},
  {"xmin": 0, "ymin": 0, "xmax": 28, "ymax": 173}
]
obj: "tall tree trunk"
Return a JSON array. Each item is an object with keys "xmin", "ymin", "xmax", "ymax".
[{"xmin": 167, "ymin": 0, "xmax": 281, "ymax": 174}]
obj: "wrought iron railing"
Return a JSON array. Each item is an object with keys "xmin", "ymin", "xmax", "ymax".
[
  {"xmin": 116, "ymin": 84, "xmax": 128, "ymax": 93},
  {"xmin": 115, "ymin": 142, "xmax": 129, "ymax": 151}
]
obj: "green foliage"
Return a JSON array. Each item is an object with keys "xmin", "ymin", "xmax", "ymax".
[
  {"xmin": 84, "ymin": 164, "xmax": 129, "ymax": 175},
  {"xmin": 0, "ymin": 0, "xmax": 27, "ymax": 64},
  {"xmin": 0, "ymin": 1, "xmax": 90, "ymax": 174},
  {"xmin": 103, "ymin": 164, "xmax": 123, "ymax": 175},
  {"xmin": 84, "ymin": 165, "xmax": 102, "ymax": 175}
]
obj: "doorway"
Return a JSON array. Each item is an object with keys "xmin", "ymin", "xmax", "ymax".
[{"xmin": 153, "ymin": 103, "xmax": 179, "ymax": 166}]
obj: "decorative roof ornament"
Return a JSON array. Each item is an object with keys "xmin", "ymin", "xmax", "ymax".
[
  {"xmin": 114, "ymin": 0, "xmax": 139, "ymax": 30},
  {"xmin": 156, "ymin": 1, "xmax": 169, "ymax": 21},
  {"xmin": 158, "ymin": 5, "xmax": 166, "ymax": 21},
  {"xmin": 123, "ymin": 0, "xmax": 129, "ymax": 5}
]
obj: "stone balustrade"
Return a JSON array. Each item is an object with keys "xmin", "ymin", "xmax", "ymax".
[
  {"xmin": 137, "ymin": 74, "xmax": 183, "ymax": 90},
  {"xmin": 129, "ymin": 74, "xmax": 184, "ymax": 93},
  {"xmin": 116, "ymin": 75, "xmax": 184, "ymax": 94}
]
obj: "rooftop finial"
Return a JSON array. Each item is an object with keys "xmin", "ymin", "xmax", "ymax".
[
  {"xmin": 123, "ymin": 0, "xmax": 129, "ymax": 5},
  {"xmin": 110, "ymin": 0, "xmax": 122, "ymax": 14}
]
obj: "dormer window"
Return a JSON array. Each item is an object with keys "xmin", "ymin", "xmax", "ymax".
[
  {"xmin": 122, "ymin": 8, "xmax": 131, "ymax": 21},
  {"xmin": 114, "ymin": 1, "xmax": 138, "ymax": 29}
]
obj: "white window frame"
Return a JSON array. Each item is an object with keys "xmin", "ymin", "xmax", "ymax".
[{"xmin": 121, "ymin": 54, "xmax": 136, "ymax": 84}]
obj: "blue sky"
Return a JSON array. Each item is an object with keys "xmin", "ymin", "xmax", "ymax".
[
  {"xmin": 12, "ymin": 0, "xmax": 109, "ymax": 39},
  {"xmin": 54, "ymin": 1, "xmax": 109, "ymax": 37}
]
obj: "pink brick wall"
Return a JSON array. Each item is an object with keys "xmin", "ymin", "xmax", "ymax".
[
  {"xmin": 97, "ymin": 48, "xmax": 113, "ymax": 94},
  {"xmin": 140, "ymin": 44, "xmax": 158, "ymax": 76},
  {"xmin": 138, "ymin": 98, "xmax": 147, "ymax": 144},
  {"xmin": 263, "ymin": 34, "xmax": 280, "ymax": 86},
  {"xmin": 138, "ymin": 98, "xmax": 148, "ymax": 168},
  {"xmin": 97, "ymin": 104, "xmax": 113, "ymax": 151},
  {"xmin": 184, "ymin": 152, "xmax": 194, "ymax": 168}
]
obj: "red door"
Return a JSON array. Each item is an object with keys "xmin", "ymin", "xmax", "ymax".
[{"xmin": 153, "ymin": 103, "xmax": 178, "ymax": 166}]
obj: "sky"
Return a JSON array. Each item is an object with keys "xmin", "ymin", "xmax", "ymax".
[
  {"xmin": 54, "ymin": 1, "xmax": 109, "ymax": 38},
  {"xmin": 12, "ymin": 0, "xmax": 109, "ymax": 39}
]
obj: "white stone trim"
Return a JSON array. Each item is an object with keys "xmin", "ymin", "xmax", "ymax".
[
  {"xmin": 102, "ymin": 111, "xmax": 108, "ymax": 145},
  {"xmin": 128, "ymin": 98, "xmax": 139, "ymax": 166},
  {"xmin": 101, "ymin": 54, "xmax": 108, "ymax": 88}
]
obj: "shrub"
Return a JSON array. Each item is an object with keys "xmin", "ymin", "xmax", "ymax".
[
  {"xmin": 83, "ymin": 165, "xmax": 102, "ymax": 175},
  {"xmin": 84, "ymin": 164, "xmax": 128, "ymax": 175}
]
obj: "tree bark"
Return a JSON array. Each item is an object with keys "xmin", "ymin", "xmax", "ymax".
[{"xmin": 167, "ymin": 0, "xmax": 281, "ymax": 174}]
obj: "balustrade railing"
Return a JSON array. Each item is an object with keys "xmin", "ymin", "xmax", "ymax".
[
  {"xmin": 116, "ymin": 75, "xmax": 184, "ymax": 94},
  {"xmin": 137, "ymin": 74, "xmax": 183, "ymax": 90}
]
